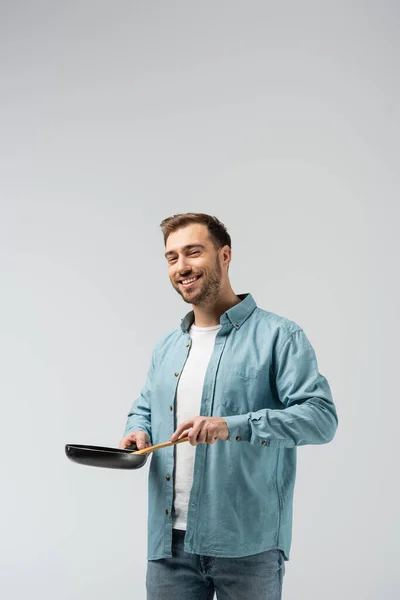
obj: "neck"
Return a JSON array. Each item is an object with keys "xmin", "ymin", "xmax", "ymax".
[{"xmin": 192, "ymin": 289, "xmax": 242, "ymax": 327}]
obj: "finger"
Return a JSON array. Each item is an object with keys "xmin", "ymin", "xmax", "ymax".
[
  {"xmin": 189, "ymin": 425, "xmax": 203, "ymax": 446},
  {"xmin": 120, "ymin": 438, "xmax": 132, "ymax": 449},
  {"xmin": 121, "ymin": 437, "xmax": 134, "ymax": 447},
  {"xmin": 207, "ymin": 431, "xmax": 218, "ymax": 444},
  {"xmin": 177, "ymin": 428, "xmax": 191, "ymax": 440},
  {"xmin": 171, "ymin": 420, "xmax": 194, "ymax": 441},
  {"xmin": 173, "ymin": 424, "xmax": 190, "ymax": 440},
  {"xmin": 196, "ymin": 428, "xmax": 208, "ymax": 444},
  {"xmin": 194, "ymin": 422, "xmax": 208, "ymax": 444}
]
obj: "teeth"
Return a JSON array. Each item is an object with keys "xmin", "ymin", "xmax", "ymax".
[{"xmin": 182, "ymin": 276, "xmax": 198, "ymax": 285}]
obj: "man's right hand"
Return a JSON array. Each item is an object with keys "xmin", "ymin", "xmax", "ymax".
[{"xmin": 119, "ymin": 431, "xmax": 151, "ymax": 450}]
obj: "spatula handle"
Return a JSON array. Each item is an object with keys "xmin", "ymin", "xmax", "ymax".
[{"xmin": 130, "ymin": 435, "xmax": 190, "ymax": 455}]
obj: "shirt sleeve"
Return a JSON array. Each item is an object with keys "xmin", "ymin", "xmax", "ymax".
[
  {"xmin": 123, "ymin": 348, "xmax": 156, "ymax": 443},
  {"xmin": 223, "ymin": 329, "xmax": 338, "ymax": 447}
]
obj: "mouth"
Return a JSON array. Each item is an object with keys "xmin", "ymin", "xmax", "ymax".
[{"xmin": 179, "ymin": 274, "xmax": 202, "ymax": 288}]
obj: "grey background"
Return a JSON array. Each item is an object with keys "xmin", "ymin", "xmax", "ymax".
[{"xmin": 1, "ymin": 1, "xmax": 399, "ymax": 599}]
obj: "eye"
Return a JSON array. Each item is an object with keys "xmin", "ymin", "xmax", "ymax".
[{"xmin": 189, "ymin": 251, "xmax": 200, "ymax": 256}]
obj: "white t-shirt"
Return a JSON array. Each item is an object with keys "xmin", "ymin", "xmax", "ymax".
[{"xmin": 172, "ymin": 322, "xmax": 221, "ymax": 530}]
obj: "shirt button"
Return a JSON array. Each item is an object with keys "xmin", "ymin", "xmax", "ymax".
[
  {"xmin": 186, "ymin": 343, "xmax": 190, "ymax": 347},
  {"xmin": 174, "ymin": 372, "xmax": 179, "ymax": 376},
  {"xmin": 166, "ymin": 474, "xmax": 171, "ymax": 481},
  {"xmin": 234, "ymin": 322, "xmax": 239, "ymax": 327},
  {"xmin": 236, "ymin": 436, "xmax": 241, "ymax": 441},
  {"xmin": 169, "ymin": 405, "xmax": 173, "ymax": 411},
  {"xmin": 165, "ymin": 509, "xmax": 169, "ymax": 515},
  {"xmin": 261, "ymin": 441, "xmax": 267, "ymax": 446}
]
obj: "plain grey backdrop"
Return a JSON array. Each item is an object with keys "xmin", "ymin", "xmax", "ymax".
[{"xmin": 1, "ymin": 1, "xmax": 399, "ymax": 599}]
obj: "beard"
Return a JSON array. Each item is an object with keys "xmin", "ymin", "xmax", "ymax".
[{"xmin": 172, "ymin": 257, "xmax": 223, "ymax": 306}]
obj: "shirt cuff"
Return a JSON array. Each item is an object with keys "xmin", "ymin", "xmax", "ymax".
[
  {"xmin": 223, "ymin": 414, "xmax": 251, "ymax": 442},
  {"xmin": 223, "ymin": 414, "xmax": 276, "ymax": 447}
]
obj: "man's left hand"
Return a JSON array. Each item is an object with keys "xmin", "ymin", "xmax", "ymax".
[{"xmin": 170, "ymin": 416, "xmax": 229, "ymax": 446}]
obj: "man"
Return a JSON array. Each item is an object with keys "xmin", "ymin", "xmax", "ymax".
[{"xmin": 120, "ymin": 213, "xmax": 338, "ymax": 600}]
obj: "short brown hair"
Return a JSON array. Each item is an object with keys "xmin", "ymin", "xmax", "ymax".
[{"xmin": 160, "ymin": 213, "xmax": 231, "ymax": 249}]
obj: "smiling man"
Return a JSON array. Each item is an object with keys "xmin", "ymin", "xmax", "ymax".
[{"xmin": 120, "ymin": 212, "xmax": 338, "ymax": 600}]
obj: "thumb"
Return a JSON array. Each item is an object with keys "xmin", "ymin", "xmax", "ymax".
[{"xmin": 135, "ymin": 431, "xmax": 148, "ymax": 449}]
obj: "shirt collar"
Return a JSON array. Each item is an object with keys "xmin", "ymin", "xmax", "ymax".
[{"xmin": 180, "ymin": 293, "xmax": 257, "ymax": 333}]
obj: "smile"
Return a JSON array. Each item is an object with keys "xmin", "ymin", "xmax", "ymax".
[{"xmin": 180, "ymin": 275, "xmax": 201, "ymax": 288}]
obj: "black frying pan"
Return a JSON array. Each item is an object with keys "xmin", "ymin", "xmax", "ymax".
[{"xmin": 65, "ymin": 436, "xmax": 189, "ymax": 470}]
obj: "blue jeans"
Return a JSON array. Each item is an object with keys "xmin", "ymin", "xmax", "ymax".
[{"xmin": 146, "ymin": 529, "xmax": 285, "ymax": 600}]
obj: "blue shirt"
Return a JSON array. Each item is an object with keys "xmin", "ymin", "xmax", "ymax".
[{"xmin": 123, "ymin": 293, "xmax": 338, "ymax": 561}]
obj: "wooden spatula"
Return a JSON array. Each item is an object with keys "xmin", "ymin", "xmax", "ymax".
[{"xmin": 130, "ymin": 436, "xmax": 190, "ymax": 455}]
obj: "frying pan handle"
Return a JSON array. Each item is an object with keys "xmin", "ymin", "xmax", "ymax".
[{"xmin": 131, "ymin": 435, "xmax": 190, "ymax": 455}]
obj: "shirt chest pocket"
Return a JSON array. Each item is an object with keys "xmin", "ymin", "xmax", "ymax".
[
  {"xmin": 216, "ymin": 363, "xmax": 272, "ymax": 414},
  {"xmin": 225, "ymin": 364, "xmax": 264, "ymax": 382}
]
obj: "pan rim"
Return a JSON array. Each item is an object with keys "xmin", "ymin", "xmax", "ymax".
[{"xmin": 65, "ymin": 444, "xmax": 138, "ymax": 454}]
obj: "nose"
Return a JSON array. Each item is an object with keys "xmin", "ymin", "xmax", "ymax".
[{"xmin": 175, "ymin": 254, "xmax": 191, "ymax": 275}]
